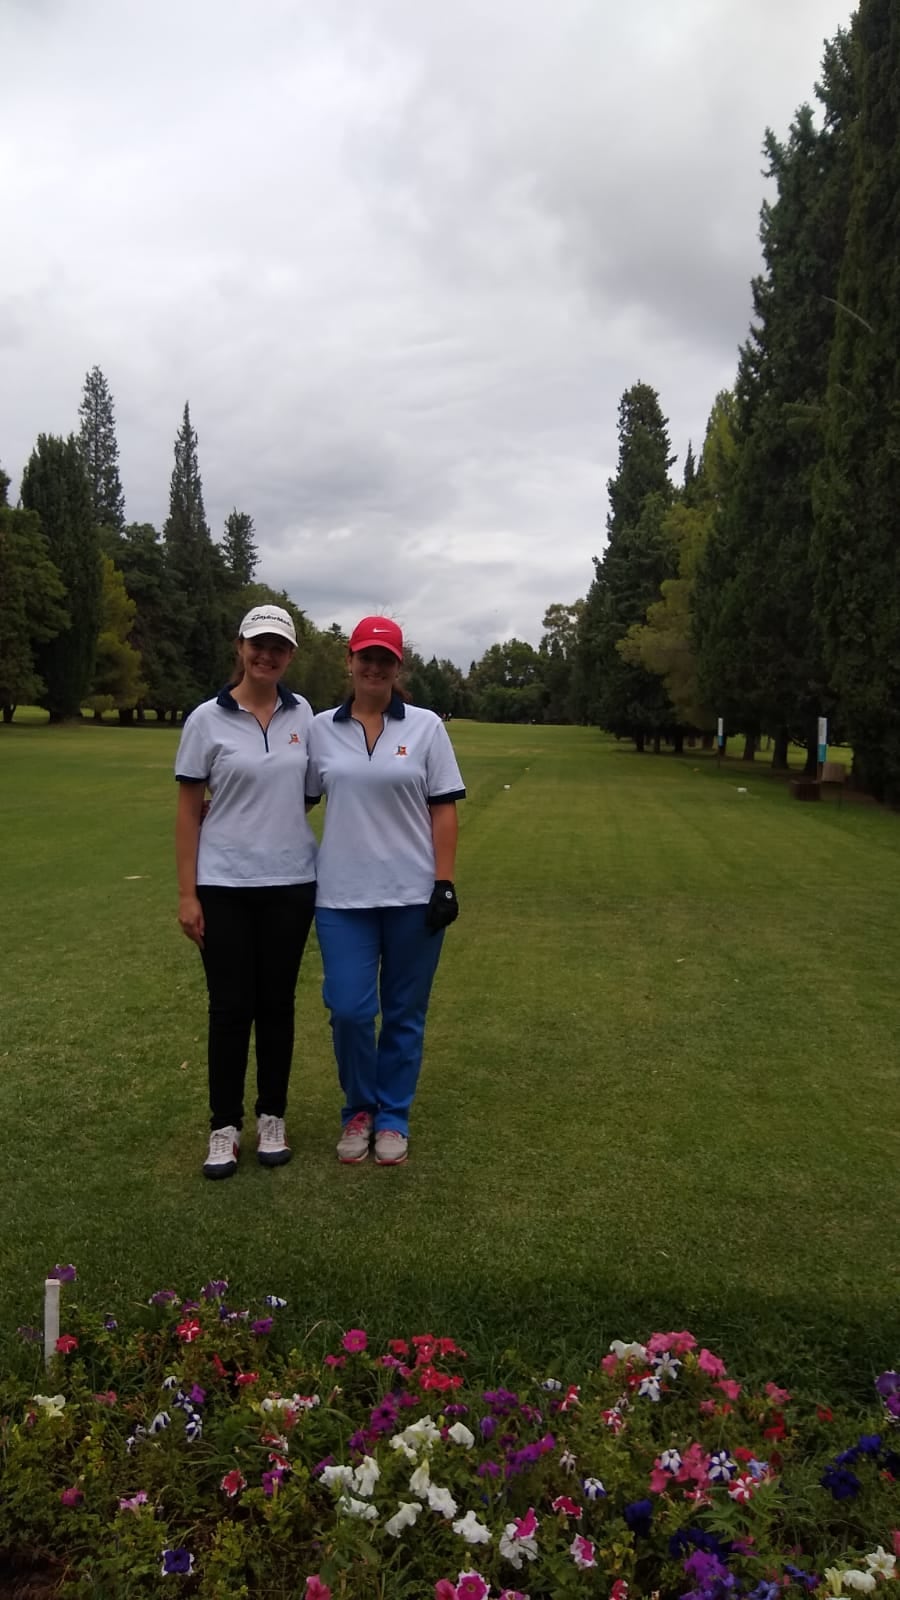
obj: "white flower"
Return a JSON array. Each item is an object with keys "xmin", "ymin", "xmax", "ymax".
[
  {"xmin": 352, "ymin": 1456, "xmax": 380, "ymax": 1497},
  {"xmin": 453, "ymin": 1510, "xmax": 491, "ymax": 1545},
  {"xmin": 337, "ymin": 1494, "xmax": 378, "ymax": 1521},
  {"xmin": 559, "ymin": 1448, "xmax": 577, "ymax": 1472},
  {"xmin": 427, "ymin": 1483, "xmax": 458, "ymax": 1519},
  {"xmin": 448, "ymin": 1422, "xmax": 475, "ymax": 1449},
  {"xmin": 609, "ymin": 1339, "xmax": 648, "ymax": 1362},
  {"xmin": 385, "ymin": 1501, "xmax": 422, "ymax": 1537},
  {"xmin": 542, "ymin": 1377, "xmax": 562, "ymax": 1391},
  {"xmin": 499, "ymin": 1526, "xmax": 539, "ymax": 1569},
  {"xmin": 409, "ymin": 1461, "xmax": 431, "ymax": 1498},
  {"xmin": 161, "ymin": 1375, "xmax": 181, "ymax": 1391},
  {"xmin": 865, "ymin": 1549, "xmax": 896, "ymax": 1579},
  {"xmin": 400, "ymin": 1415, "xmax": 441, "ymax": 1447},
  {"xmin": 658, "ymin": 1449, "xmax": 682, "ymax": 1474},
  {"xmin": 320, "ymin": 1464, "xmax": 354, "ymax": 1489},
  {"xmin": 583, "ymin": 1477, "xmax": 606, "ymax": 1500},
  {"xmin": 149, "ymin": 1410, "xmax": 171, "ymax": 1433},
  {"xmin": 638, "ymin": 1374, "xmax": 661, "ymax": 1401},
  {"xmin": 32, "ymin": 1394, "xmax": 66, "ymax": 1418},
  {"xmin": 390, "ymin": 1437, "xmax": 417, "ymax": 1461},
  {"xmin": 652, "ymin": 1352, "xmax": 682, "ymax": 1379},
  {"xmin": 842, "ymin": 1574, "xmax": 876, "ymax": 1595}
]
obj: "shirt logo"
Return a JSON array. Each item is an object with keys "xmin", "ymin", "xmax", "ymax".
[
  {"xmin": 395, "ymin": 744, "xmax": 407, "ymax": 756},
  {"xmin": 288, "ymin": 731, "xmax": 301, "ymax": 744}
]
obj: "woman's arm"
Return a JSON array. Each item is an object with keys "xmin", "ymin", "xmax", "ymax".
[
  {"xmin": 429, "ymin": 801, "xmax": 458, "ymax": 881},
  {"xmin": 175, "ymin": 782, "xmax": 207, "ymax": 948}
]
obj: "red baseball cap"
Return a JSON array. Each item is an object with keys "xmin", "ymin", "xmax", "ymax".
[{"xmin": 348, "ymin": 616, "xmax": 404, "ymax": 660}]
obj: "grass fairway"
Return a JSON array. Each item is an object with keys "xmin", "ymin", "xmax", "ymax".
[{"xmin": 1, "ymin": 720, "xmax": 899, "ymax": 1396}]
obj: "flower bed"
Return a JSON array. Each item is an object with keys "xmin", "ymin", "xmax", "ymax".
[{"xmin": 3, "ymin": 1271, "xmax": 900, "ymax": 1598}]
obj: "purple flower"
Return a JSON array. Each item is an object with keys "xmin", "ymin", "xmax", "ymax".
[
  {"xmin": 479, "ymin": 1416, "xmax": 497, "ymax": 1440},
  {"xmin": 623, "ymin": 1498, "xmax": 653, "ymax": 1538},
  {"xmin": 181, "ymin": 1299, "xmax": 200, "ymax": 1312},
  {"xmin": 149, "ymin": 1289, "xmax": 179, "ymax": 1307},
  {"xmin": 262, "ymin": 1467, "xmax": 284, "ymax": 1497},
  {"xmin": 16, "ymin": 1326, "xmax": 42, "ymax": 1343},
  {"xmin": 857, "ymin": 1433, "xmax": 882, "ymax": 1455},
  {"xmin": 312, "ymin": 1455, "xmax": 335, "ymax": 1476},
  {"xmin": 820, "ymin": 1464, "xmax": 861, "ymax": 1500},
  {"xmin": 202, "ymin": 1280, "xmax": 228, "ymax": 1300},
  {"xmin": 369, "ymin": 1399, "xmax": 400, "ymax": 1433},
  {"xmin": 482, "ymin": 1387, "xmax": 519, "ymax": 1416},
  {"xmin": 783, "ymin": 1564, "xmax": 818, "ymax": 1591},
  {"xmin": 876, "ymin": 1370, "xmax": 900, "ymax": 1397},
  {"xmin": 103, "ymin": 1316, "xmax": 118, "ymax": 1331},
  {"xmin": 49, "ymin": 1264, "xmax": 77, "ymax": 1283},
  {"xmin": 251, "ymin": 1318, "xmax": 274, "ymax": 1337},
  {"xmin": 160, "ymin": 1548, "xmax": 194, "ymax": 1575},
  {"xmin": 187, "ymin": 1384, "xmax": 206, "ymax": 1406},
  {"xmin": 748, "ymin": 1586, "xmax": 780, "ymax": 1600},
  {"xmin": 347, "ymin": 1429, "xmax": 368, "ymax": 1454},
  {"xmin": 444, "ymin": 1403, "xmax": 469, "ymax": 1416},
  {"xmin": 477, "ymin": 1460, "xmax": 501, "ymax": 1478}
]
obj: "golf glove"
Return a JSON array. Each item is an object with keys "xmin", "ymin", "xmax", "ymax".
[{"xmin": 425, "ymin": 880, "xmax": 459, "ymax": 934}]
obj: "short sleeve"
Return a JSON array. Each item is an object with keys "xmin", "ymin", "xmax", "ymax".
[
  {"xmin": 305, "ymin": 718, "xmax": 324, "ymax": 801},
  {"xmin": 426, "ymin": 721, "xmax": 466, "ymax": 803},
  {"xmin": 174, "ymin": 705, "xmax": 213, "ymax": 782}
]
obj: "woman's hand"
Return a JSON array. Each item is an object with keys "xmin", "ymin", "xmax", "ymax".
[{"xmin": 178, "ymin": 893, "xmax": 205, "ymax": 949}]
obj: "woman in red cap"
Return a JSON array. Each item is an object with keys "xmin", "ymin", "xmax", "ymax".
[{"xmin": 306, "ymin": 617, "xmax": 465, "ymax": 1165}]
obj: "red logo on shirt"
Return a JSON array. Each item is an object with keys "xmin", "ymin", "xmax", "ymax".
[
  {"xmin": 288, "ymin": 732, "xmax": 301, "ymax": 744},
  {"xmin": 395, "ymin": 744, "xmax": 407, "ymax": 756}
]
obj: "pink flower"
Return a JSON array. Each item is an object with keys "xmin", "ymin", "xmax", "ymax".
[
  {"xmin": 570, "ymin": 1534, "xmax": 596, "ymax": 1569},
  {"xmin": 892, "ymin": 1530, "xmax": 900, "ymax": 1559},
  {"xmin": 552, "ymin": 1495, "xmax": 582, "ymax": 1518},
  {"xmin": 456, "ymin": 1573, "xmax": 489, "ymax": 1600},
  {"xmin": 499, "ymin": 1592, "xmax": 528, "ymax": 1600},
  {"xmin": 716, "ymin": 1379, "xmax": 742, "ymax": 1400},
  {"xmin": 435, "ymin": 1583, "xmax": 458, "ymax": 1600},
  {"xmin": 675, "ymin": 1442, "xmax": 712, "ymax": 1485},
  {"xmin": 55, "ymin": 1335, "xmax": 78, "ymax": 1354},
  {"xmin": 342, "ymin": 1328, "xmax": 368, "ymax": 1353},
  {"xmin": 697, "ymin": 1348, "xmax": 726, "ymax": 1379},
  {"xmin": 323, "ymin": 1354, "xmax": 346, "ymax": 1369},
  {"xmin": 60, "ymin": 1486, "xmax": 83, "ymax": 1507},
  {"xmin": 765, "ymin": 1382, "xmax": 792, "ymax": 1405},
  {"xmin": 514, "ymin": 1508, "xmax": 538, "ymax": 1540},
  {"xmin": 176, "ymin": 1318, "xmax": 201, "ymax": 1343},
  {"xmin": 93, "ymin": 1390, "xmax": 117, "ymax": 1405},
  {"xmin": 601, "ymin": 1352, "xmax": 619, "ymax": 1374},
  {"xmin": 305, "ymin": 1579, "xmax": 332, "ymax": 1600},
  {"xmin": 646, "ymin": 1330, "xmax": 696, "ymax": 1356},
  {"xmin": 602, "ymin": 1407, "xmax": 625, "ymax": 1432},
  {"xmin": 698, "ymin": 1398, "xmax": 717, "ymax": 1415},
  {"xmin": 220, "ymin": 1469, "xmax": 247, "ymax": 1498}
]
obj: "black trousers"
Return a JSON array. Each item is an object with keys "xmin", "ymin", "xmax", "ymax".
[{"xmin": 197, "ymin": 884, "xmax": 316, "ymax": 1131}]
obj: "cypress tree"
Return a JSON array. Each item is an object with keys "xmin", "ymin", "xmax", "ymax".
[
  {"xmin": 221, "ymin": 509, "xmax": 258, "ymax": 587},
  {"xmin": 814, "ymin": 0, "xmax": 900, "ymax": 797},
  {"xmin": 78, "ymin": 366, "xmax": 125, "ymax": 534},
  {"xmin": 21, "ymin": 434, "xmax": 101, "ymax": 721},
  {"xmin": 163, "ymin": 403, "xmax": 228, "ymax": 710}
]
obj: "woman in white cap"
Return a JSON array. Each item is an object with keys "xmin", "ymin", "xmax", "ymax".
[
  {"xmin": 306, "ymin": 616, "xmax": 465, "ymax": 1166},
  {"xmin": 174, "ymin": 605, "xmax": 317, "ymax": 1179}
]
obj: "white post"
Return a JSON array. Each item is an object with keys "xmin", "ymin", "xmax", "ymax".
[{"xmin": 44, "ymin": 1278, "xmax": 60, "ymax": 1371}]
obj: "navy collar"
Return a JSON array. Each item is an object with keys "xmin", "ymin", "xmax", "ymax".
[
  {"xmin": 333, "ymin": 692, "xmax": 406, "ymax": 723},
  {"xmin": 217, "ymin": 681, "xmax": 296, "ymax": 712}
]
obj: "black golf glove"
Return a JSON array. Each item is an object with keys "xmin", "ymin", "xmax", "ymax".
[{"xmin": 425, "ymin": 880, "xmax": 459, "ymax": 934}]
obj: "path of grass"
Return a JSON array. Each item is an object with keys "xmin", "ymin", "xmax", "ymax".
[{"xmin": 1, "ymin": 721, "xmax": 898, "ymax": 1396}]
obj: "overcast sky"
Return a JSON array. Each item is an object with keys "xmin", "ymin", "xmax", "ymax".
[{"xmin": 2, "ymin": 0, "xmax": 855, "ymax": 666}]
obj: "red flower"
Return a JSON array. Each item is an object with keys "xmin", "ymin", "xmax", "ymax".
[
  {"xmin": 388, "ymin": 1338, "xmax": 410, "ymax": 1357},
  {"xmin": 59, "ymin": 1486, "xmax": 83, "ymax": 1507},
  {"xmin": 211, "ymin": 1352, "xmax": 228, "ymax": 1377},
  {"xmin": 763, "ymin": 1412, "xmax": 786, "ymax": 1440},
  {"xmin": 234, "ymin": 1371, "xmax": 258, "ymax": 1387},
  {"xmin": 55, "ymin": 1335, "xmax": 78, "ymax": 1354},
  {"xmin": 817, "ymin": 1406, "xmax": 833, "ymax": 1422},
  {"xmin": 176, "ymin": 1318, "xmax": 202, "ymax": 1344},
  {"xmin": 220, "ymin": 1468, "xmax": 246, "ymax": 1498}
]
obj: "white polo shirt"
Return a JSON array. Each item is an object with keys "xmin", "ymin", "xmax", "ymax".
[
  {"xmin": 175, "ymin": 683, "xmax": 317, "ymax": 887},
  {"xmin": 306, "ymin": 695, "xmax": 465, "ymax": 909}
]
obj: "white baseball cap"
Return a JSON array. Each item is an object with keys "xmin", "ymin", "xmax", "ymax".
[{"xmin": 239, "ymin": 605, "xmax": 297, "ymax": 647}]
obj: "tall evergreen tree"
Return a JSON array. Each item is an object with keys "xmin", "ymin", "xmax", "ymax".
[
  {"xmin": 78, "ymin": 366, "xmax": 125, "ymax": 533},
  {"xmin": 0, "ymin": 503, "xmax": 69, "ymax": 721},
  {"xmin": 0, "ymin": 461, "xmax": 10, "ymax": 506},
  {"xmin": 695, "ymin": 32, "xmax": 855, "ymax": 770},
  {"xmin": 814, "ymin": 0, "xmax": 900, "ymax": 797},
  {"xmin": 221, "ymin": 508, "xmax": 258, "ymax": 587},
  {"xmin": 163, "ymin": 403, "xmax": 227, "ymax": 709},
  {"xmin": 20, "ymin": 434, "xmax": 101, "ymax": 720},
  {"xmin": 575, "ymin": 383, "xmax": 677, "ymax": 746},
  {"xmin": 86, "ymin": 557, "xmax": 147, "ymax": 719},
  {"xmin": 112, "ymin": 523, "xmax": 189, "ymax": 721}
]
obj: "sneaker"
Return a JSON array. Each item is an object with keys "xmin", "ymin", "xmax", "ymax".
[
  {"xmin": 374, "ymin": 1129, "xmax": 409, "ymax": 1166},
  {"xmin": 203, "ymin": 1125, "xmax": 240, "ymax": 1180},
  {"xmin": 337, "ymin": 1112, "xmax": 373, "ymax": 1164},
  {"xmin": 257, "ymin": 1114, "xmax": 291, "ymax": 1168}
]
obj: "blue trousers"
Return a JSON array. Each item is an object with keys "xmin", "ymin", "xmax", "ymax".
[{"xmin": 315, "ymin": 906, "xmax": 445, "ymax": 1134}]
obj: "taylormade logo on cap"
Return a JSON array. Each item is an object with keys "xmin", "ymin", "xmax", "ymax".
[
  {"xmin": 239, "ymin": 606, "xmax": 297, "ymax": 647},
  {"xmin": 349, "ymin": 616, "xmax": 404, "ymax": 659}
]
